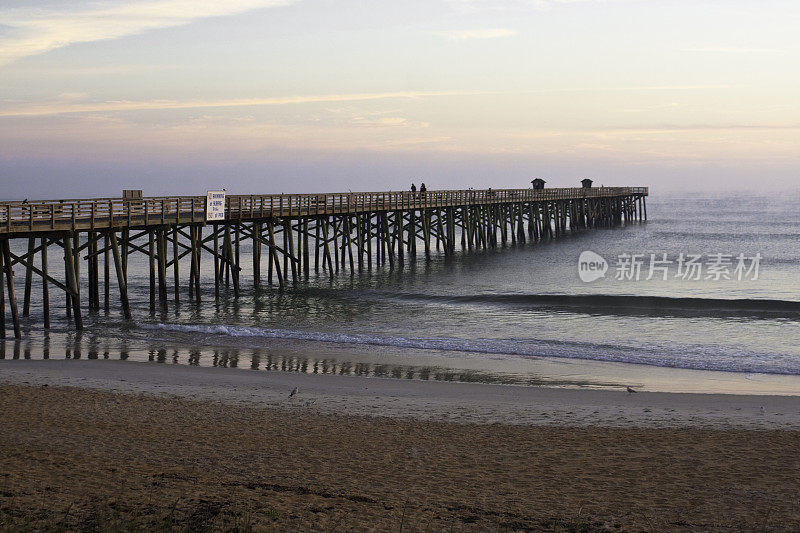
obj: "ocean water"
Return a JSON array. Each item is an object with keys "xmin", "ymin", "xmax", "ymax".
[{"xmin": 3, "ymin": 191, "xmax": 800, "ymax": 390}]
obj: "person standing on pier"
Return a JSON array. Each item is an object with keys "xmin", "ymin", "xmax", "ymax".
[
  {"xmin": 411, "ymin": 183, "xmax": 417, "ymax": 193},
  {"xmin": 420, "ymin": 183, "xmax": 427, "ymax": 195}
]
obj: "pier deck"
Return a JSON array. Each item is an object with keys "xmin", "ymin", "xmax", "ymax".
[{"xmin": 1, "ymin": 187, "xmax": 646, "ymax": 234}]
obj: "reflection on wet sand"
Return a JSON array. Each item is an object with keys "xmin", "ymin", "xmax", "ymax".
[{"xmin": 0, "ymin": 335, "xmax": 624, "ymax": 389}]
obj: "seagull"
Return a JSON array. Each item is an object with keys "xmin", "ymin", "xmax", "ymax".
[
  {"xmin": 626, "ymin": 386, "xmax": 638, "ymax": 394},
  {"xmin": 288, "ymin": 386, "xmax": 298, "ymax": 399}
]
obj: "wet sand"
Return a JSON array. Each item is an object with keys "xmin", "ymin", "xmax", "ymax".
[
  {"xmin": 2, "ymin": 359, "xmax": 800, "ymax": 428},
  {"xmin": 9, "ymin": 333, "xmax": 800, "ymax": 396},
  {"xmin": 2, "ymin": 360, "xmax": 800, "ymax": 531}
]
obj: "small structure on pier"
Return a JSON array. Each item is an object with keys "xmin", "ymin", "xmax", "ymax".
[
  {"xmin": 581, "ymin": 179, "xmax": 593, "ymax": 188},
  {"xmin": 531, "ymin": 178, "xmax": 546, "ymax": 190}
]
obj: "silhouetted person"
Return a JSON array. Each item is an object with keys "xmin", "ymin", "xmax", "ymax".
[
  {"xmin": 411, "ymin": 183, "xmax": 417, "ymax": 192},
  {"xmin": 420, "ymin": 183, "xmax": 427, "ymax": 193}
]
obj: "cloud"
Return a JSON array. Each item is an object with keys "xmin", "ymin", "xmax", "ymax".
[
  {"xmin": 432, "ymin": 28, "xmax": 517, "ymax": 40},
  {"xmin": 0, "ymin": 0, "xmax": 296, "ymax": 67},
  {"xmin": 602, "ymin": 124, "xmax": 800, "ymax": 132},
  {"xmin": 0, "ymin": 90, "xmax": 499, "ymax": 117},
  {"xmin": 0, "ymin": 85, "xmax": 737, "ymax": 117},
  {"xmin": 445, "ymin": 0, "xmax": 636, "ymax": 13},
  {"xmin": 677, "ymin": 47, "xmax": 788, "ymax": 54},
  {"xmin": 351, "ymin": 116, "xmax": 431, "ymax": 128}
]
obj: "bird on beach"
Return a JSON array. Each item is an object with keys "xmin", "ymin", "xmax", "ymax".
[
  {"xmin": 288, "ymin": 386, "xmax": 298, "ymax": 399},
  {"xmin": 626, "ymin": 386, "xmax": 638, "ymax": 394}
]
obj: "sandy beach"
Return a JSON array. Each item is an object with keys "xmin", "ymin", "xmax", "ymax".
[{"xmin": 2, "ymin": 359, "xmax": 800, "ymax": 531}]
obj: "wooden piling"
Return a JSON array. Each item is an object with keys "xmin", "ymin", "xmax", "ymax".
[
  {"xmin": 423, "ymin": 210, "xmax": 431, "ymax": 256},
  {"xmin": 92, "ymin": 231, "xmax": 100, "ymax": 309},
  {"xmin": 0, "ymin": 242, "xmax": 5, "ymax": 338},
  {"xmin": 235, "ymin": 223, "xmax": 241, "ymax": 282},
  {"xmin": 87, "ymin": 231, "xmax": 95, "ymax": 310},
  {"xmin": 41, "ymin": 237, "xmax": 50, "ymax": 329},
  {"xmin": 267, "ymin": 223, "xmax": 274, "ymax": 284},
  {"xmin": 394, "ymin": 212, "xmax": 404, "ymax": 266},
  {"xmin": 366, "ymin": 215, "xmax": 373, "ymax": 270},
  {"xmin": 321, "ymin": 220, "xmax": 333, "ymax": 277},
  {"xmin": 253, "ymin": 222, "xmax": 261, "ymax": 288},
  {"xmin": 148, "ymin": 231, "xmax": 155, "ymax": 311},
  {"xmin": 73, "ymin": 233, "xmax": 80, "ymax": 305},
  {"xmin": 345, "ymin": 216, "xmax": 355, "ymax": 273},
  {"xmin": 212, "ymin": 225, "xmax": 219, "ymax": 299},
  {"xmin": 121, "ymin": 228, "xmax": 129, "ymax": 281},
  {"xmin": 109, "ymin": 231, "xmax": 132, "ymax": 320},
  {"xmin": 104, "ymin": 233, "xmax": 110, "ymax": 311},
  {"xmin": 156, "ymin": 229, "xmax": 168, "ymax": 310},
  {"xmin": 63, "ymin": 235, "xmax": 82, "ymax": 329},
  {"xmin": 266, "ymin": 221, "xmax": 284, "ymax": 288},
  {"xmin": 287, "ymin": 219, "xmax": 297, "ymax": 282},
  {"xmin": 193, "ymin": 226, "xmax": 202, "ymax": 301},
  {"xmin": 22, "ymin": 237, "xmax": 34, "ymax": 316},
  {"xmin": 303, "ymin": 218, "xmax": 310, "ymax": 279},
  {"xmin": 173, "ymin": 227, "xmax": 179, "ymax": 302},
  {"xmin": 2, "ymin": 238, "xmax": 23, "ymax": 337},
  {"xmin": 314, "ymin": 219, "xmax": 320, "ymax": 273},
  {"xmin": 355, "ymin": 215, "xmax": 363, "ymax": 271},
  {"xmin": 332, "ymin": 217, "xmax": 340, "ymax": 271},
  {"xmin": 281, "ymin": 220, "xmax": 289, "ymax": 283}
]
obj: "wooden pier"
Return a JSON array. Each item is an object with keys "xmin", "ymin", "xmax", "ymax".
[{"xmin": 0, "ymin": 186, "xmax": 647, "ymax": 337}]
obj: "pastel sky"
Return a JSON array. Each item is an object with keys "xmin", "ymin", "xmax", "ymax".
[{"xmin": 1, "ymin": 0, "xmax": 799, "ymax": 198}]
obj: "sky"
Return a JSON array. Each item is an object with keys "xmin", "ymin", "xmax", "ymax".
[{"xmin": 1, "ymin": 0, "xmax": 799, "ymax": 198}]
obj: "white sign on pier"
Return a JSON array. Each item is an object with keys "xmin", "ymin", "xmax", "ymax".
[{"xmin": 206, "ymin": 190, "xmax": 226, "ymax": 221}]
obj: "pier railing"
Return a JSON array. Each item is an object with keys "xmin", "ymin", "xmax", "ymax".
[{"xmin": 0, "ymin": 186, "xmax": 647, "ymax": 234}]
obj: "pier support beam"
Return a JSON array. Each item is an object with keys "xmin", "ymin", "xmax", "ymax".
[
  {"xmin": 41, "ymin": 237, "xmax": 50, "ymax": 329},
  {"xmin": 63, "ymin": 235, "xmax": 82, "ymax": 330},
  {"xmin": 1, "ymin": 240, "xmax": 22, "ymax": 338},
  {"xmin": 110, "ymin": 231, "xmax": 132, "ymax": 320}
]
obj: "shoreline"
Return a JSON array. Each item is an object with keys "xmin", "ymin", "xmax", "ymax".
[
  {"xmin": 5, "ymin": 335, "xmax": 800, "ymax": 396},
  {"xmin": 2, "ymin": 358, "xmax": 800, "ymax": 429}
]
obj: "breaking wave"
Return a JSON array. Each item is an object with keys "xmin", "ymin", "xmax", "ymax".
[{"xmin": 382, "ymin": 293, "xmax": 800, "ymax": 318}]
